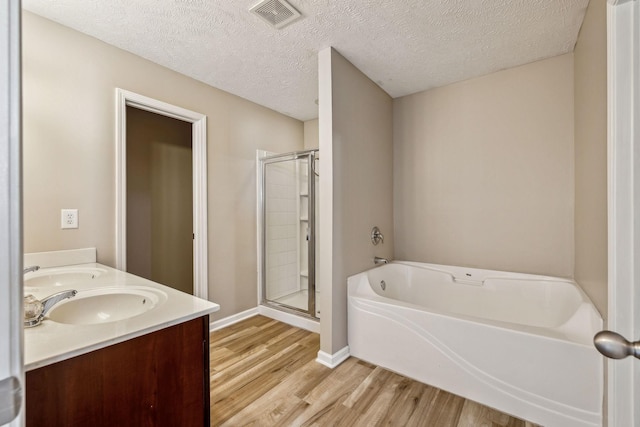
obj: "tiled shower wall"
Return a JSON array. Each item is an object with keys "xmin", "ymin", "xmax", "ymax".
[{"xmin": 265, "ymin": 161, "xmax": 300, "ymax": 300}]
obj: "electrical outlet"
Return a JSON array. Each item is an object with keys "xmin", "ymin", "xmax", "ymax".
[{"xmin": 61, "ymin": 209, "xmax": 78, "ymax": 229}]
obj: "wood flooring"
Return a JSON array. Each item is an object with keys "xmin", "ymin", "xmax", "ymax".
[{"xmin": 210, "ymin": 315, "xmax": 540, "ymax": 427}]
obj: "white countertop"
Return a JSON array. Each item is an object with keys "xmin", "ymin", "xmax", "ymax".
[{"xmin": 24, "ymin": 262, "xmax": 219, "ymax": 371}]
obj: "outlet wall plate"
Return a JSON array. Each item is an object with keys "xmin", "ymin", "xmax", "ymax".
[{"xmin": 61, "ymin": 209, "xmax": 78, "ymax": 229}]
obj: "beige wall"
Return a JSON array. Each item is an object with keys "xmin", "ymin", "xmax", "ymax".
[
  {"xmin": 574, "ymin": 0, "xmax": 607, "ymax": 319},
  {"xmin": 303, "ymin": 119, "xmax": 319, "ymax": 149},
  {"xmin": 393, "ymin": 54, "xmax": 575, "ymax": 278},
  {"xmin": 22, "ymin": 12, "xmax": 304, "ymax": 319},
  {"xmin": 318, "ymin": 48, "xmax": 393, "ymax": 354}
]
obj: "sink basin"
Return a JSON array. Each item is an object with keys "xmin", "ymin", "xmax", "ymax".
[
  {"xmin": 25, "ymin": 266, "xmax": 107, "ymax": 288},
  {"xmin": 47, "ymin": 287, "xmax": 167, "ymax": 325}
]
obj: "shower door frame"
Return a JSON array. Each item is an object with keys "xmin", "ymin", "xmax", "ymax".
[{"xmin": 259, "ymin": 149, "xmax": 318, "ymax": 319}]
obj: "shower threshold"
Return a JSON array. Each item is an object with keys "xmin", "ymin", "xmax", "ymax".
[{"xmin": 272, "ymin": 289, "xmax": 308, "ymax": 311}]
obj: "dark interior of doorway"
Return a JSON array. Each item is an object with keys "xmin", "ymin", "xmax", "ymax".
[{"xmin": 126, "ymin": 106, "xmax": 194, "ymax": 295}]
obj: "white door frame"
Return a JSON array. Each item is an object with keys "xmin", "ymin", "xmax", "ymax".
[
  {"xmin": 607, "ymin": 0, "xmax": 639, "ymax": 425},
  {"xmin": 115, "ymin": 89, "xmax": 208, "ymax": 300},
  {"xmin": 0, "ymin": 1, "xmax": 24, "ymax": 425}
]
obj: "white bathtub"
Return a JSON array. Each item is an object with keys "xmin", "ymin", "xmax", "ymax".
[{"xmin": 347, "ymin": 261, "xmax": 603, "ymax": 427}]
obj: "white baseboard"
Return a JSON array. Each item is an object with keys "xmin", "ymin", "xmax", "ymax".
[
  {"xmin": 316, "ymin": 346, "xmax": 350, "ymax": 369},
  {"xmin": 258, "ymin": 305, "xmax": 320, "ymax": 333},
  {"xmin": 209, "ymin": 307, "xmax": 259, "ymax": 332}
]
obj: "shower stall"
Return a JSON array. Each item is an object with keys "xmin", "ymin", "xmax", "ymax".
[{"xmin": 258, "ymin": 149, "xmax": 319, "ymax": 319}]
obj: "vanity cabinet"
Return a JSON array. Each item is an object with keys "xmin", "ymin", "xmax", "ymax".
[{"xmin": 25, "ymin": 315, "xmax": 210, "ymax": 427}]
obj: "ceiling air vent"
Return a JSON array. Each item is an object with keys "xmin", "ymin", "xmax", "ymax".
[{"xmin": 250, "ymin": 0, "xmax": 302, "ymax": 30}]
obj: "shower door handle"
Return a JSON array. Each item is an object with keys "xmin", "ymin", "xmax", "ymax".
[{"xmin": 594, "ymin": 330, "xmax": 640, "ymax": 360}]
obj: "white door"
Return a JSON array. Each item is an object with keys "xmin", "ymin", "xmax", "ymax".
[
  {"xmin": 596, "ymin": 1, "xmax": 640, "ymax": 425},
  {"xmin": 0, "ymin": 0, "xmax": 24, "ymax": 426}
]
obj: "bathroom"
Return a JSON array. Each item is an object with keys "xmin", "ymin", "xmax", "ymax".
[{"xmin": 3, "ymin": 0, "xmax": 637, "ymax": 426}]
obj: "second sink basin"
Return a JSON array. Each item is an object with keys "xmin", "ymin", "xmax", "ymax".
[
  {"xmin": 25, "ymin": 266, "xmax": 108, "ymax": 288},
  {"xmin": 47, "ymin": 287, "xmax": 167, "ymax": 325}
]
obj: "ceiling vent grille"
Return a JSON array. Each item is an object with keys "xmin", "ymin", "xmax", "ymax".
[{"xmin": 250, "ymin": 0, "xmax": 302, "ymax": 30}]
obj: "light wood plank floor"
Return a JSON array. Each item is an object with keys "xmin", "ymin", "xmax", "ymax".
[{"xmin": 210, "ymin": 316, "xmax": 540, "ymax": 427}]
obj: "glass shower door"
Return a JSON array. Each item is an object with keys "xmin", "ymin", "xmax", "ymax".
[{"xmin": 260, "ymin": 150, "xmax": 316, "ymax": 318}]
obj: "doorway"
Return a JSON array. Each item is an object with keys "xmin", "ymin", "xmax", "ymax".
[
  {"xmin": 126, "ymin": 107, "xmax": 193, "ymax": 294},
  {"xmin": 115, "ymin": 89, "xmax": 208, "ymax": 299}
]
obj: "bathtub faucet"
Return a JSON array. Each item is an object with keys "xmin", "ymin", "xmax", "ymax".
[{"xmin": 374, "ymin": 256, "xmax": 389, "ymax": 265}]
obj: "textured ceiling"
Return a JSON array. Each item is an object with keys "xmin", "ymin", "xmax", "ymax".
[{"xmin": 22, "ymin": 0, "xmax": 589, "ymax": 121}]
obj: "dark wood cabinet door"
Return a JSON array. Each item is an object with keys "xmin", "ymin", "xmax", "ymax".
[{"xmin": 26, "ymin": 316, "xmax": 210, "ymax": 427}]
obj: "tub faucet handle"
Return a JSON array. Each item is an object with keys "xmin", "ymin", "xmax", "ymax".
[{"xmin": 371, "ymin": 226, "xmax": 384, "ymax": 245}]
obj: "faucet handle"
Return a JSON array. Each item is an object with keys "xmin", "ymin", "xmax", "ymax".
[
  {"xmin": 371, "ymin": 226, "xmax": 384, "ymax": 245},
  {"xmin": 24, "ymin": 294, "xmax": 44, "ymax": 324}
]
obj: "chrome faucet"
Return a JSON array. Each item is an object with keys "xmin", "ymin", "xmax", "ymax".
[
  {"xmin": 23, "ymin": 265, "xmax": 40, "ymax": 274},
  {"xmin": 24, "ymin": 290, "xmax": 77, "ymax": 327},
  {"xmin": 374, "ymin": 256, "xmax": 389, "ymax": 265}
]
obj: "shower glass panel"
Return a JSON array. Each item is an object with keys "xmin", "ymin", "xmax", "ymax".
[{"xmin": 260, "ymin": 150, "xmax": 317, "ymax": 318}]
